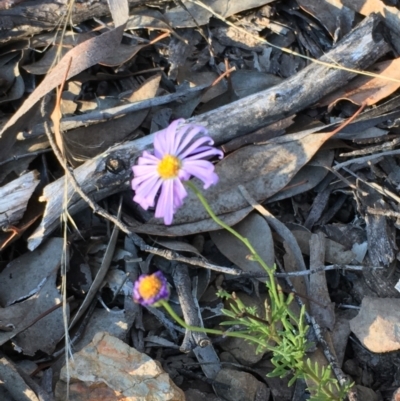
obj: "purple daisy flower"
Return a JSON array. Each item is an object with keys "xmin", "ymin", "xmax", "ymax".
[
  {"xmin": 133, "ymin": 271, "xmax": 170, "ymax": 306},
  {"xmin": 131, "ymin": 119, "xmax": 223, "ymax": 225}
]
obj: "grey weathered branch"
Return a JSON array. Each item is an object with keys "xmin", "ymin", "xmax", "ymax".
[{"xmin": 28, "ymin": 14, "xmax": 390, "ymax": 250}]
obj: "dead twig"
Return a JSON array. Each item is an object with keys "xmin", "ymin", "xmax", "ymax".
[{"xmin": 173, "ymin": 264, "xmax": 210, "ymax": 351}]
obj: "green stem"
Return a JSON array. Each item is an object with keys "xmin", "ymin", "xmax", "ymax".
[
  {"xmin": 186, "ymin": 181, "xmax": 280, "ymax": 303},
  {"xmin": 160, "ymin": 300, "xmax": 271, "ymax": 348}
]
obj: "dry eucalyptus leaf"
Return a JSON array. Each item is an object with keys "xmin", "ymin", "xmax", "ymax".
[
  {"xmin": 177, "ymin": 69, "xmax": 226, "ymax": 103},
  {"xmin": 125, "ymin": 73, "xmax": 161, "ymax": 103},
  {"xmin": 267, "ymin": 150, "xmax": 333, "ymax": 202},
  {"xmin": 339, "ymin": 0, "xmax": 400, "ymax": 36},
  {"xmin": 99, "ymin": 42, "xmax": 151, "ymax": 67},
  {"xmin": 0, "ymin": 238, "xmax": 65, "ymax": 355},
  {"xmin": 165, "ymin": 0, "xmax": 276, "ymax": 28},
  {"xmin": 0, "ymin": 355, "xmax": 39, "ymax": 401},
  {"xmin": 230, "ymin": 70, "xmax": 283, "ymax": 99},
  {"xmin": 0, "ymin": 130, "xmax": 49, "ymax": 185},
  {"xmin": 23, "ymin": 32, "xmax": 96, "ymax": 75},
  {"xmin": 0, "ymin": 270, "xmax": 66, "ymax": 355},
  {"xmin": 127, "ymin": 8, "xmax": 173, "ymax": 31},
  {"xmin": 0, "ymin": 237, "xmax": 63, "ymax": 306},
  {"xmin": 211, "ymin": 212, "xmax": 274, "ymax": 280},
  {"xmin": 319, "ymin": 59, "xmax": 400, "ymax": 110},
  {"xmin": 331, "ymin": 309, "xmax": 357, "ymax": 367},
  {"xmin": 154, "ymin": 239, "xmax": 202, "ymax": 256},
  {"xmin": 201, "ymin": 70, "xmax": 283, "ymax": 114},
  {"xmin": 309, "ymin": 233, "xmax": 335, "ymax": 330}
]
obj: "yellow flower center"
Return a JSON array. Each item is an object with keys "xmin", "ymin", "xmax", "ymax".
[
  {"xmin": 157, "ymin": 154, "xmax": 181, "ymax": 179},
  {"xmin": 138, "ymin": 275, "xmax": 163, "ymax": 300}
]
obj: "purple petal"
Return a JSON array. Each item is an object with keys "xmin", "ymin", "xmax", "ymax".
[
  {"xmin": 131, "ymin": 170, "xmax": 159, "ymax": 189},
  {"xmin": 154, "ymin": 119, "xmax": 183, "ymax": 157},
  {"xmin": 133, "ymin": 271, "xmax": 170, "ymax": 306},
  {"xmin": 181, "ymin": 160, "xmax": 219, "ymax": 189},
  {"xmin": 172, "ymin": 178, "xmax": 188, "ymax": 209},
  {"xmin": 167, "ymin": 119, "xmax": 188, "ymax": 154},
  {"xmin": 136, "ymin": 151, "xmax": 160, "ymax": 165},
  {"xmin": 177, "ymin": 136, "xmax": 215, "ymax": 159},
  {"xmin": 183, "ymin": 147, "xmax": 224, "ymax": 161},
  {"xmin": 132, "ymin": 164, "xmax": 158, "ymax": 179},
  {"xmin": 155, "ymin": 180, "xmax": 175, "ymax": 225},
  {"xmin": 133, "ymin": 176, "xmax": 163, "ymax": 209},
  {"xmin": 174, "ymin": 125, "xmax": 208, "ymax": 155}
]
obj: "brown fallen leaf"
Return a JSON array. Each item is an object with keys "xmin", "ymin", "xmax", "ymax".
[{"xmin": 319, "ymin": 59, "xmax": 400, "ymax": 111}]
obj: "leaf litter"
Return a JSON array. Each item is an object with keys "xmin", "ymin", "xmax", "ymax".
[{"xmin": 1, "ymin": 0, "xmax": 400, "ymax": 400}]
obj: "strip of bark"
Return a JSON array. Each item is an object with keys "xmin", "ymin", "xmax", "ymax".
[{"xmin": 0, "ymin": 170, "xmax": 39, "ymax": 227}]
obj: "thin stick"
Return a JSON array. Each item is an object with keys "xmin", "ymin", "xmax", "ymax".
[
  {"xmin": 334, "ymin": 149, "xmax": 400, "ymax": 170},
  {"xmin": 0, "ymin": 149, "xmax": 52, "ymax": 166},
  {"xmin": 366, "ymin": 207, "xmax": 400, "ymax": 219}
]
